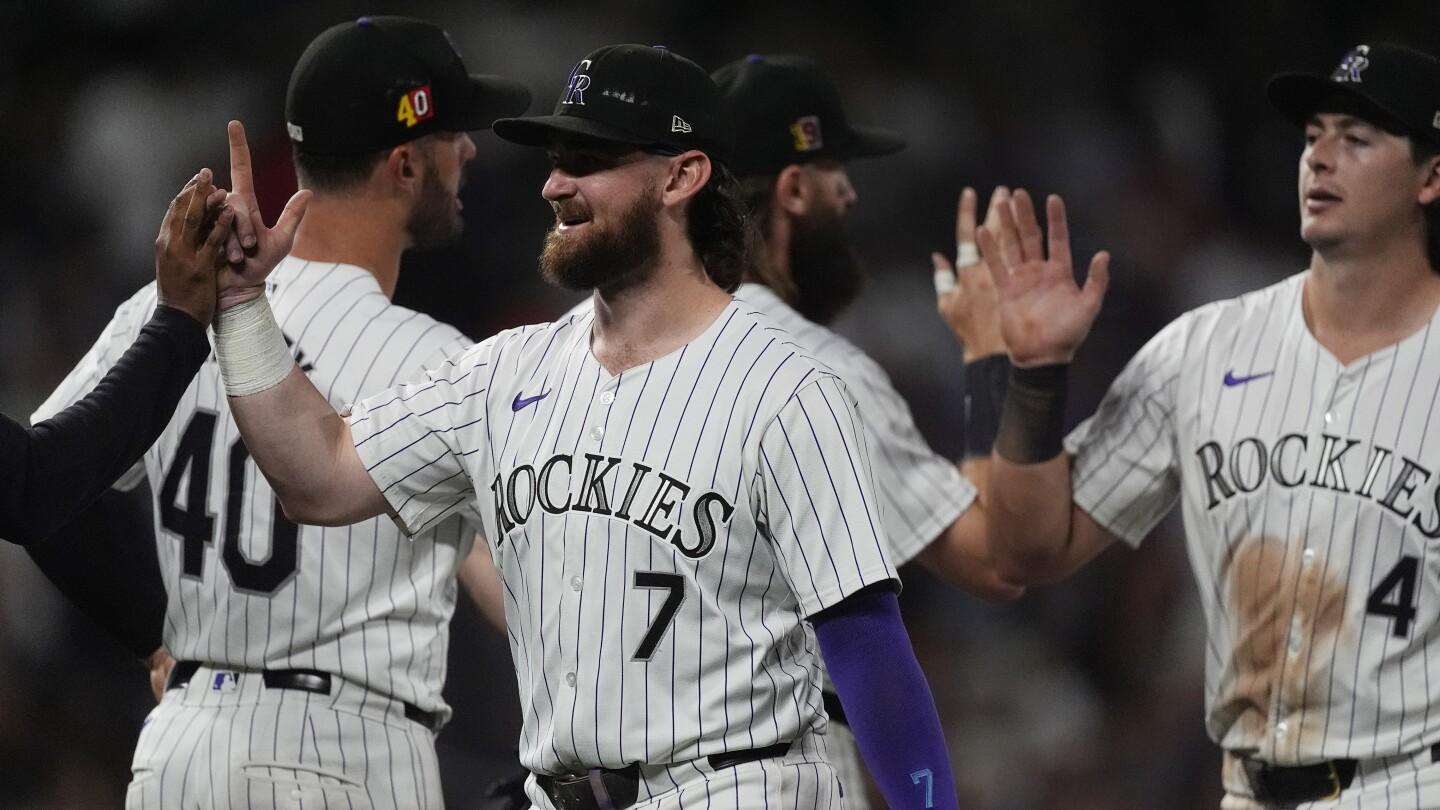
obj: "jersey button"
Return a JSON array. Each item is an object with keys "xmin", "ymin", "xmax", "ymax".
[
  {"xmin": 591, "ymin": 426, "xmax": 605, "ymax": 441},
  {"xmin": 600, "ymin": 391, "xmax": 616, "ymax": 405},
  {"xmin": 1324, "ymin": 411, "xmax": 1334, "ymax": 424},
  {"xmin": 565, "ymin": 672, "xmax": 577, "ymax": 687},
  {"xmin": 1302, "ymin": 548, "xmax": 1315, "ymax": 564},
  {"xmin": 570, "ymin": 576, "xmax": 583, "ymax": 591},
  {"xmin": 1274, "ymin": 721, "xmax": 1288, "ymax": 737}
]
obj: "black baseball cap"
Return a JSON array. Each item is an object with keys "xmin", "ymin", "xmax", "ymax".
[
  {"xmin": 1268, "ymin": 43, "xmax": 1440, "ymax": 148},
  {"xmin": 710, "ymin": 54, "xmax": 905, "ymax": 178},
  {"xmin": 492, "ymin": 44, "xmax": 733, "ymax": 161},
  {"xmin": 286, "ymin": 15, "xmax": 531, "ymax": 155}
]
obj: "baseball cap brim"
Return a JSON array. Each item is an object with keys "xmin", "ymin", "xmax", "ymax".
[
  {"xmin": 841, "ymin": 124, "xmax": 906, "ymax": 160},
  {"xmin": 1266, "ymin": 73, "xmax": 1410, "ymax": 136},
  {"xmin": 493, "ymin": 114, "xmax": 669, "ymax": 149},
  {"xmin": 454, "ymin": 74, "xmax": 533, "ymax": 130}
]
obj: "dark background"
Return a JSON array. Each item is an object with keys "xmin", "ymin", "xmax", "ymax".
[{"xmin": 2, "ymin": 1, "xmax": 1438, "ymax": 807}]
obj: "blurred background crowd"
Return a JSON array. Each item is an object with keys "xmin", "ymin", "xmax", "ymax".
[{"xmin": 1, "ymin": 0, "xmax": 1437, "ymax": 807}]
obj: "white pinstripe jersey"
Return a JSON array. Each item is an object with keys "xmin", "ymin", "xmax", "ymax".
[
  {"xmin": 347, "ymin": 298, "xmax": 898, "ymax": 775},
  {"xmin": 35, "ymin": 257, "xmax": 476, "ymax": 718},
  {"xmin": 734, "ymin": 284, "xmax": 975, "ymax": 564},
  {"xmin": 1067, "ymin": 271, "xmax": 1440, "ymax": 765}
]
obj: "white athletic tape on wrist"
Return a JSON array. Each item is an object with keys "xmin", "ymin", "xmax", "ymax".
[
  {"xmin": 213, "ymin": 296, "xmax": 294, "ymax": 396},
  {"xmin": 933, "ymin": 270, "xmax": 956, "ymax": 296},
  {"xmin": 957, "ymin": 241, "xmax": 980, "ymax": 267}
]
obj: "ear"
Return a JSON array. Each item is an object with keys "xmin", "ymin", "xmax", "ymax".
[
  {"xmin": 774, "ymin": 164, "xmax": 809, "ymax": 216},
  {"xmin": 1419, "ymin": 154, "xmax": 1440, "ymax": 206},
  {"xmin": 383, "ymin": 142, "xmax": 424, "ymax": 195},
  {"xmin": 660, "ymin": 151, "xmax": 713, "ymax": 209}
]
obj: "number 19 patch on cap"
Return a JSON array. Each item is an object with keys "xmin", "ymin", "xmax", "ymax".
[{"xmin": 397, "ymin": 85, "xmax": 435, "ymax": 128}]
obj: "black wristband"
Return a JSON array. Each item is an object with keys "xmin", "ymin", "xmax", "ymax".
[
  {"xmin": 995, "ymin": 364, "xmax": 1068, "ymax": 463},
  {"xmin": 962, "ymin": 354, "xmax": 1011, "ymax": 459}
]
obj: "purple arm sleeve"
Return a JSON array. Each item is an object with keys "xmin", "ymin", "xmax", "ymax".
[{"xmin": 813, "ymin": 588, "xmax": 959, "ymax": 810}]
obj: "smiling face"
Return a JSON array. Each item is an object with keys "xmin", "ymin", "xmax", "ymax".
[
  {"xmin": 538, "ymin": 137, "xmax": 668, "ymax": 291},
  {"xmin": 1299, "ymin": 110, "xmax": 1434, "ymax": 257},
  {"xmin": 405, "ymin": 130, "xmax": 477, "ymax": 248}
]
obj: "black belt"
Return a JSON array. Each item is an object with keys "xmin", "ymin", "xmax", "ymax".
[
  {"xmin": 534, "ymin": 742, "xmax": 791, "ymax": 810},
  {"xmin": 1242, "ymin": 743, "xmax": 1440, "ymax": 805},
  {"xmin": 167, "ymin": 660, "xmax": 441, "ymax": 733},
  {"xmin": 822, "ymin": 690, "xmax": 848, "ymax": 728},
  {"xmin": 1242, "ymin": 758, "xmax": 1357, "ymax": 805}
]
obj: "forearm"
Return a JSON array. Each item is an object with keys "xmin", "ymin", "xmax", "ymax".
[
  {"xmin": 985, "ymin": 362, "xmax": 1087, "ymax": 583},
  {"xmin": 988, "ymin": 454, "xmax": 1079, "ymax": 580},
  {"xmin": 459, "ymin": 538, "xmax": 508, "ymax": 633},
  {"xmin": 814, "ymin": 589, "xmax": 958, "ymax": 810},
  {"xmin": 25, "ymin": 487, "xmax": 166, "ymax": 658},
  {"xmin": 2, "ymin": 307, "xmax": 208, "ymax": 545},
  {"xmin": 216, "ymin": 297, "xmax": 385, "ymax": 526},
  {"xmin": 227, "ymin": 367, "xmax": 375, "ymax": 525}
]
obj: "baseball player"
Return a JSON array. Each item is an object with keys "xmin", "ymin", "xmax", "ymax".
[
  {"xmin": 34, "ymin": 17, "xmax": 529, "ymax": 809},
  {"xmin": 980, "ymin": 43, "xmax": 1440, "ymax": 807},
  {"xmin": 210, "ymin": 43, "xmax": 959, "ymax": 810},
  {"xmin": 607, "ymin": 53, "xmax": 1018, "ymax": 807}
]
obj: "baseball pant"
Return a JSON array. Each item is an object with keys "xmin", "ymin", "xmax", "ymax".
[
  {"xmin": 824, "ymin": 719, "xmax": 873, "ymax": 809},
  {"xmin": 523, "ymin": 729, "xmax": 842, "ymax": 810},
  {"xmin": 125, "ymin": 664, "xmax": 441, "ymax": 810},
  {"xmin": 1221, "ymin": 745, "xmax": 1440, "ymax": 809}
]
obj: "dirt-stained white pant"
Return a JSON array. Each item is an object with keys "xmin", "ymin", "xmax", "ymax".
[{"xmin": 126, "ymin": 664, "xmax": 441, "ymax": 810}]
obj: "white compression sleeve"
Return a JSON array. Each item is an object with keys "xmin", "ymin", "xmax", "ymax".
[{"xmin": 212, "ymin": 296, "xmax": 294, "ymax": 396}]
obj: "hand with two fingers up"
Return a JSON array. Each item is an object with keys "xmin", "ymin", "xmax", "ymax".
[{"xmin": 217, "ymin": 120, "xmax": 313, "ymax": 311}]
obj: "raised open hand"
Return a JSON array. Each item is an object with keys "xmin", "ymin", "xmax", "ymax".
[
  {"xmin": 977, "ymin": 190, "xmax": 1109, "ymax": 367},
  {"xmin": 932, "ymin": 186, "xmax": 1009, "ymax": 360},
  {"xmin": 217, "ymin": 120, "xmax": 312, "ymax": 310}
]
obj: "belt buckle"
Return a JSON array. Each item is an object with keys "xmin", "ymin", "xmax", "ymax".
[{"xmin": 1321, "ymin": 760, "xmax": 1342, "ymax": 801}]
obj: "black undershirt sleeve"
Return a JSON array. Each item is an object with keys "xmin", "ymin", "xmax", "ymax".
[
  {"xmin": 25, "ymin": 485, "xmax": 165, "ymax": 658},
  {"xmin": 0, "ymin": 305, "xmax": 209, "ymax": 546}
]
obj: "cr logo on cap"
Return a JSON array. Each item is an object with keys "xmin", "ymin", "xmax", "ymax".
[
  {"xmin": 397, "ymin": 86, "xmax": 435, "ymax": 128},
  {"xmin": 562, "ymin": 60, "xmax": 593, "ymax": 106},
  {"xmin": 1332, "ymin": 45, "xmax": 1370, "ymax": 84}
]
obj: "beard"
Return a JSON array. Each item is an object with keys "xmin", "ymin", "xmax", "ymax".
[
  {"xmin": 405, "ymin": 163, "xmax": 464, "ymax": 249},
  {"xmin": 540, "ymin": 189, "xmax": 661, "ymax": 292},
  {"xmin": 788, "ymin": 207, "xmax": 865, "ymax": 325}
]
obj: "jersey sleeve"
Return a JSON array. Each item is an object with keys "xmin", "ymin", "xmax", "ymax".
[
  {"xmin": 347, "ymin": 338, "xmax": 495, "ymax": 537},
  {"xmin": 1064, "ymin": 313, "xmax": 1190, "ymax": 546},
  {"xmin": 843, "ymin": 357, "xmax": 974, "ymax": 565},
  {"xmin": 755, "ymin": 374, "xmax": 898, "ymax": 618},
  {"xmin": 31, "ymin": 284, "xmax": 159, "ymax": 491}
]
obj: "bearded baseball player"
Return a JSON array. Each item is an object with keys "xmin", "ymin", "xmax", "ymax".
[
  {"xmin": 34, "ymin": 17, "xmax": 529, "ymax": 809},
  {"xmin": 207, "ymin": 43, "xmax": 958, "ymax": 810},
  {"xmin": 596, "ymin": 53, "xmax": 1018, "ymax": 806},
  {"xmin": 980, "ymin": 43, "xmax": 1440, "ymax": 807}
]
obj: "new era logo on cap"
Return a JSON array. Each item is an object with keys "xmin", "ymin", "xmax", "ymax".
[{"xmin": 672, "ymin": 115, "xmax": 692, "ymax": 133}]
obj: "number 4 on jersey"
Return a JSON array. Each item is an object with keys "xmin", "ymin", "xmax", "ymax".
[
  {"xmin": 1366, "ymin": 555, "xmax": 1420, "ymax": 638},
  {"xmin": 158, "ymin": 411, "xmax": 299, "ymax": 594}
]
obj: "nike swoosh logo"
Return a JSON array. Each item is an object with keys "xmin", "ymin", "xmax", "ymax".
[
  {"xmin": 1223, "ymin": 370, "xmax": 1274, "ymax": 387},
  {"xmin": 512, "ymin": 391, "xmax": 551, "ymax": 412}
]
